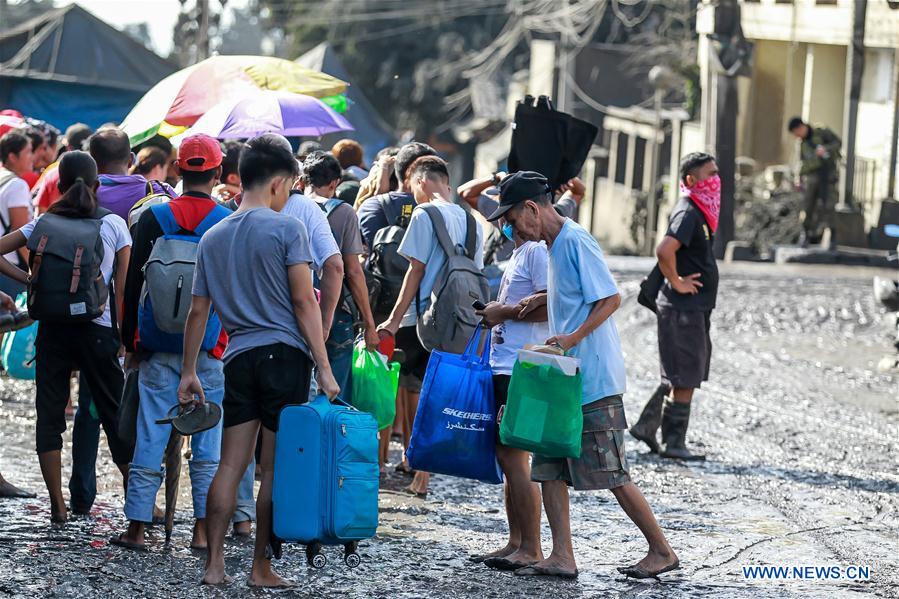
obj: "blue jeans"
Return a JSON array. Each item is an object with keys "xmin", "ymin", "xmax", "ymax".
[
  {"xmin": 123, "ymin": 353, "xmax": 224, "ymax": 523},
  {"xmin": 69, "ymin": 373, "xmax": 100, "ymax": 514},
  {"xmin": 233, "ymin": 461, "xmax": 256, "ymax": 523},
  {"xmin": 326, "ymin": 309, "xmax": 354, "ymax": 402}
]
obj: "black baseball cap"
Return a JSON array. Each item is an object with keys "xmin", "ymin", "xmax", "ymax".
[{"xmin": 486, "ymin": 171, "xmax": 551, "ymax": 221}]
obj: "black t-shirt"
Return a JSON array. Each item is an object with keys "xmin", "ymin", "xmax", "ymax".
[{"xmin": 657, "ymin": 197, "xmax": 718, "ymax": 312}]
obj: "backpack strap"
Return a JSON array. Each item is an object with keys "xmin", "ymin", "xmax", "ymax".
[
  {"xmin": 463, "ymin": 211, "xmax": 477, "ymax": 259},
  {"xmin": 419, "ymin": 203, "xmax": 457, "ymax": 258},
  {"xmin": 378, "ymin": 194, "xmax": 398, "ymax": 227},
  {"xmin": 323, "ymin": 198, "xmax": 343, "ymax": 217},
  {"xmin": 193, "ymin": 204, "xmax": 230, "ymax": 236},
  {"xmin": 151, "ymin": 202, "xmax": 179, "ymax": 235}
]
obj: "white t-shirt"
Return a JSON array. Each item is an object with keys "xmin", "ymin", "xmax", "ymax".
[
  {"xmin": 0, "ymin": 173, "xmax": 34, "ymax": 263},
  {"xmin": 490, "ymin": 241, "xmax": 550, "ymax": 375},
  {"xmin": 281, "ymin": 193, "xmax": 340, "ymax": 272},
  {"xmin": 397, "ymin": 198, "xmax": 484, "ymax": 328},
  {"xmin": 19, "ymin": 213, "xmax": 131, "ymax": 328}
]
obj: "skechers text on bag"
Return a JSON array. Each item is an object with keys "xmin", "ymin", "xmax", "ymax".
[
  {"xmin": 26, "ymin": 209, "xmax": 112, "ymax": 323},
  {"xmin": 405, "ymin": 324, "xmax": 503, "ymax": 484},
  {"xmin": 416, "ymin": 203, "xmax": 488, "ymax": 354},
  {"xmin": 137, "ymin": 202, "xmax": 230, "ymax": 353}
]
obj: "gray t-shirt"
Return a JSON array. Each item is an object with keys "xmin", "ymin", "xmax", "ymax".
[
  {"xmin": 193, "ymin": 207, "xmax": 314, "ymax": 363},
  {"xmin": 317, "ymin": 199, "xmax": 364, "ymax": 256}
]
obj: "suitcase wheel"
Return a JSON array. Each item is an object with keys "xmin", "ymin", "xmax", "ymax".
[
  {"xmin": 344, "ymin": 542, "xmax": 360, "ymax": 568},
  {"xmin": 306, "ymin": 542, "xmax": 326, "ymax": 569}
]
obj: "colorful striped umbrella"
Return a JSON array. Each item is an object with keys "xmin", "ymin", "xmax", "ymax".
[
  {"xmin": 121, "ymin": 55, "xmax": 348, "ymax": 146},
  {"xmin": 176, "ymin": 91, "xmax": 353, "ymax": 142}
]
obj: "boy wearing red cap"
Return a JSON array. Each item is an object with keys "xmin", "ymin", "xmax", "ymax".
[{"xmin": 112, "ymin": 134, "xmax": 231, "ymax": 552}]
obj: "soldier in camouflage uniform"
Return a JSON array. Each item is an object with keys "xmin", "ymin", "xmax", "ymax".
[{"xmin": 788, "ymin": 117, "xmax": 842, "ymax": 245}]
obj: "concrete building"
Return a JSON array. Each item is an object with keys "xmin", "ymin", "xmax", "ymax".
[{"xmin": 697, "ymin": 0, "xmax": 899, "ymax": 232}]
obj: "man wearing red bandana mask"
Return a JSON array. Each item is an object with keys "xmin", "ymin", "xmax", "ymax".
[{"xmin": 630, "ymin": 153, "xmax": 719, "ymax": 461}]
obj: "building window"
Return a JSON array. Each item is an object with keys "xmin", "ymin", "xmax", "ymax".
[
  {"xmin": 861, "ymin": 48, "xmax": 895, "ymax": 104},
  {"xmin": 815, "ymin": 0, "xmax": 838, "ymax": 5}
]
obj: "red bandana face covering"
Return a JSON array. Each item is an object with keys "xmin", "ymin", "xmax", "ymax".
[{"xmin": 679, "ymin": 174, "xmax": 720, "ymax": 233}]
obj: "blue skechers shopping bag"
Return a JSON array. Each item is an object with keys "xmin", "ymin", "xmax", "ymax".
[{"xmin": 406, "ymin": 325, "xmax": 503, "ymax": 484}]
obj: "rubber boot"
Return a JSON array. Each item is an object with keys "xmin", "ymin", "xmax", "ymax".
[
  {"xmin": 660, "ymin": 398, "xmax": 705, "ymax": 461},
  {"xmin": 628, "ymin": 384, "xmax": 669, "ymax": 453}
]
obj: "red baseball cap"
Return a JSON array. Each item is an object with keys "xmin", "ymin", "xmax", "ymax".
[{"xmin": 177, "ymin": 134, "xmax": 223, "ymax": 172}]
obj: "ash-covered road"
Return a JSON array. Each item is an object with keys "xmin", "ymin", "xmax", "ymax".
[{"xmin": 0, "ymin": 257, "xmax": 896, "ymax": 598}]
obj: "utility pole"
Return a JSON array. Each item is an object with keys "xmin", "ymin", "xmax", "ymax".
[
  {"xmin": 197, "ymin": 0, "xmax": 210, "ymax": 62},
  {"xmin": 838, "ymin": 0, "xmax": 868, "ymax": 210},
  {"xmin": 709, "ymin": 0, "xmax": 747, "ymax": 259},
  {"xmin": 888, "ymin": 43, "xmax": 899, "ymax": 201}
]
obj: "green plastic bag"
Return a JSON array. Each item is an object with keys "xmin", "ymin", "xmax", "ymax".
[
  {"xmin": 499, "ymin": 359, "xmax": 583, "ymax": 458},
  {"xmin": 351, "ymin": 343, "xmax": 400, "ymax": 431}
]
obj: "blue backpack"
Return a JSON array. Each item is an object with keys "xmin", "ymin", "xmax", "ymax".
[{"xmin": 137, "ymin": 202, "xmax": 230, "ymax": 353}]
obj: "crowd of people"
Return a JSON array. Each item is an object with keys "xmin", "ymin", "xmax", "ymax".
[{"xmin": 0, "ymin": 109, "xmax": 722, "ymax": 586}]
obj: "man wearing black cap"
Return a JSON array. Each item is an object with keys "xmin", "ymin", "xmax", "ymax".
[{"xmin": 488, "ymin": 172, "xmax": 678, "ymax": 580}]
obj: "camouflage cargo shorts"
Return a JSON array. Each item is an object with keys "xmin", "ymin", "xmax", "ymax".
[{"xmin": 531, "ymin": 395, "xmax": 631, "ymax": 491}]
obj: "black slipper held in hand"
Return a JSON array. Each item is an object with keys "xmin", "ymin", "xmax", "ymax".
[{"xmin": 155, "ymin": 403, "xmax": 222, "ymax": 436}]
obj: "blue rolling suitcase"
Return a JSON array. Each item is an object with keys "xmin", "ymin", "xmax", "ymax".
[{"xmin": 272, "ymin": 395, "xmax": 380, "ymax": 568}]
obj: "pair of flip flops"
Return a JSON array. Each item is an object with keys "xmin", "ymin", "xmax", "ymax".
[{"xmin": 155, "ymin": 403, "xmax": 222, "ymax": 436}]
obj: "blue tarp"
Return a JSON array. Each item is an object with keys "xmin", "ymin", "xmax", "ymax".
[
  {"xmin": 0, "ymin": 78, "xmax": 146, "ymax": 131},
  {"xmin": 0, "ymin": 4, "xmax": 175, "ymax": 130}
]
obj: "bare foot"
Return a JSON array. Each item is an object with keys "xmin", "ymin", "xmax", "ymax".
[
  {"xmin": 190, "ymin": 519, "xmax": 207, "ymax": 550},
  {"xmin": 406, "ymin": 471, "xmax": 429, "ymax": 496},
  {"xmin": 202, "ymin": 566, "xmax": 233, "ymax": 586},
  {"xmin": 202, "ymin": 573, "xmax": 233, "ymax": 586},
  {"xmin": 49, "ymin": 497, "xmax": 67, "ymax": 523},
  {"xmin": 232, "ymin": 520, "xmax": 252, "ymax": 537},
  {"xmin": 627, "ymin": 547, "xmax": 678, "ymax": 573},
  {"xmin": 111, "ymin": 521, "xmax": 145, "ymax": 550},
  {"xmin": 0, "ymin": 477, "xmax": 35, "ymax": 498},
  {"xmin": 473, "ymin": 543, "xmax": 519, "ymax": 561},
  {"xmin": 530, "ymin": 553, "xmax": 578, "ymax": 576},
  {"xmin": 503, "ymin": 547, "xmax": 544, "ymax": 566},
  {"xmin": 248, "ymin": 562, "xmax": 293, "ymax": 588}
]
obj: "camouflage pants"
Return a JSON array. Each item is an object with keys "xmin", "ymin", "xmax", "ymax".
[
  {"xmin": 803, "ymin": 173, "xmax": 836, "ymax": 238},
  {"xmin": 531, "ymin": 395, "xmax": 631, "ymax": 490}
]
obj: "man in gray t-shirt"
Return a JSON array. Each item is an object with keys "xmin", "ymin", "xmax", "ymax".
[
  {"xmin": 302, "ymin": 151, "xmax": 380, "ymax": 402},
  {"xmin": 179, "ymin": 134, "xmax": 336, "ymax": 589},
  {"xmin": 193, "ymin": 208, "xmax": 315, "ymax": 362}
]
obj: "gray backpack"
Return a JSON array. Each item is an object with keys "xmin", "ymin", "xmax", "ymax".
[
  {"xmin": 137, "ymin": 202, "xmax": 230, "ymax": 353},
  {"xmin": 26, "ymin": 209, "xmax": 111, "ymax": 323},
  {"xmin": 416, "ymin": 204, "xmax": 489, "ymax": 354}
]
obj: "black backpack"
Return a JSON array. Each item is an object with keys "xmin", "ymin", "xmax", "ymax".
[
  {"xmin": 366, "ymin": 195, "xmax": 413, "ymax": 319},
  {"xmin": 26, "ymin": 209, "xmax": 112, "ymax": 323}
]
